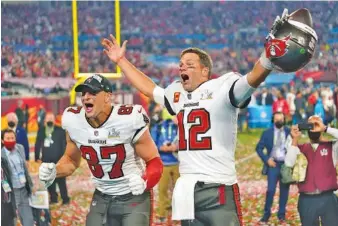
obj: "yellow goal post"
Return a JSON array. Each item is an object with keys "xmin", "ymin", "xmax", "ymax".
[{"xmin": 70, "ymin": 0, "xmax": 122, "ymax": 104}]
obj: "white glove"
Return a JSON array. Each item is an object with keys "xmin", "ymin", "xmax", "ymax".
[
  {"xmin": 125, "ymin": 174, "xmax": 147, "ymax": 196},
  {"xmin": 39, "ymin": 163, "xmax": 56, "ymax": 188}
]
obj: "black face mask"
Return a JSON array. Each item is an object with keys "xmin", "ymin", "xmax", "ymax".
[
  {"xmin": 46, "ymin": 121, "xmax": 54, "ymax": 127},
  {"xmin": 274, "ymin": 121, "xmax": 284, "ymax": 129},
  {"xmin": 308, "ymin": 131, "xmax": 321, "ymax": 142},
  {"xmin": 8, "ymin": 121, "xmax": 16, "ymax": 128}
]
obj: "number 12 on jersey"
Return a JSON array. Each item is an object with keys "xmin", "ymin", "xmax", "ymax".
[{"xmin": 177, "ymin": 108, "xmax": 212, "ymax": 151}]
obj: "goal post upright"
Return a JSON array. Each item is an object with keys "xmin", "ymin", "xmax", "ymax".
[
  {"xmin": 70, "ymin": 0, "xmax": 122, "ymax": 105},
  {"xmin": 115, "ymin": 0, "xmax": 121, "ymax": 74}
]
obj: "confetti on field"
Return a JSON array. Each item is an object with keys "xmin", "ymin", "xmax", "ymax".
[{"xmin": 25, "ymin": 131, "xmax": 335, "ymax": 226}]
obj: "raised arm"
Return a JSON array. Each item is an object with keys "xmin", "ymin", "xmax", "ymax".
[
  {"xmin": 102, "ymin": 35, "xmax": 158, "ymax": 99},
  {"xmin": 285, "ymin": 125, "xmax": 302, "ymax": 167},
  {"xmin": 312, "ymin": 118, "xmax": 338, "ymax": 167},
  {"xmin": 232, "ymin": 9, "xmax": 290, "ymax": 106}
]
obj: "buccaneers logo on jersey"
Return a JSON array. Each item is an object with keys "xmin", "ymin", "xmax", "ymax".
[{"xmin": 265, "ymin": 34, "xmax": 291, "ymax": 58}]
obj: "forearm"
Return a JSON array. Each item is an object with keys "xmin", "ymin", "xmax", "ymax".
[
  {"xmin": 55, "ymin": 154, "xmax": 80, "ymax": 178},
  {"xmin": 117, "ymin": 57, "xmax": 156, "ymax": 98},
  {"xmin": 285, "ymin": 145, "xmax": 301, "ymax": 167},
  {"xmin": 142, "ymin": 157, "xmax": 163, "ymax": 190},
  {"xmin": 232, "ymin": 75, "xmax": 256, "ymax": 106},
  {"xmin": 247, "ymin": 60, "xmax": 272, "ymax": 88},
  {"xmin": 291, "ymin": 138, "xmax": 299, "ymax": 147}
]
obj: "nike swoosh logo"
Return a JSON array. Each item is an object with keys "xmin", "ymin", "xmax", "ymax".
[{"xmin": 138, "ymin": 108, "xmax": 142, "ymax": 113}]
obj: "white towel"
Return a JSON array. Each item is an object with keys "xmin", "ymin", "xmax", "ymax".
[{"xmin": 171, "ymin": 175, "xmax": 199, "ymax": 220}]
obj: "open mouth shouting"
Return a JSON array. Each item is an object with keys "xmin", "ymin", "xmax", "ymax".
[
  {"xmin": 84, "ymin": 103, "xmax": 94, "ymax": 113},
  {"xmin": 181, "ymin": 74, "xmax": 190, "ymax": 83}
]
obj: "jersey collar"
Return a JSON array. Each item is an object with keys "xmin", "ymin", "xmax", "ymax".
[{"xmin": 85, "ymin": 106, "xmax": 114, "ymax": 129}]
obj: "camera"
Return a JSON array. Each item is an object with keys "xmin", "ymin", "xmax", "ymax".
[{"xmin": 298, "ymin": 123, "xmax": 314, "ymax": 131}]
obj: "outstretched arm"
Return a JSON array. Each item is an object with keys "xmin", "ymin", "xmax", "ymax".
[
  {"xmin": 102, "ymin": 35, "xmax": 158, "ymax": 99},
  {"xmin": 231, "ymin": 61, "xmax": 271, "ymax": 107},
  {"xmin": 55, "ymin": 132, "xmax": 82, "ymax": 178},
  {"xmin": 231, "ymin": 9, "xmax": 290, "ymax": 106}
]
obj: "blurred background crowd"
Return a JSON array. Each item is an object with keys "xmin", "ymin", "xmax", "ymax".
[
  {"xmin": 1, "ymin": 1, "xmax": 338, "ymax": 91},
  {"xmin": 1, "ymin": 1, "xmax": 337, "ymax": 225}
]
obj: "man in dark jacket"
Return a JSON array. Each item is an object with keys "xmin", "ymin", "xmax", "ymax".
[
  {"xmin": 35, "ymin": 112, "xmax": 69, "ymax": 204},
  {"xmin": 15, "ymin": 100, "xmax": 25, "ymax": 128},
  {"xmin": 1, "ymin": 156, "xmax": 17, "ymax": 226},
  {"xmin": 256, "ymin": 112, "xmax": 292, "ymax": 224},
  {"xmin": 258, "ymin": 87, "xmax": 274, "ymax": 106}
]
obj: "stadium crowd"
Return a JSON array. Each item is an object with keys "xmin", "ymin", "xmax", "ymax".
[
  {"xmin": 1, "ymin": 2, "xmax": 338, "ymax": 225},
  {"xmin": 1, "ymin": 1, "xmax": 338, "ymax": 85}
]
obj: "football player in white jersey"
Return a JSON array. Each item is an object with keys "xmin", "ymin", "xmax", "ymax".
[
  {"xmin": 38, "ymin": 74, "xmax": 163, "ymax": 226},
  {"xmin": 101, "ymin": 10, "xmax": 303, "ymax": 226}
]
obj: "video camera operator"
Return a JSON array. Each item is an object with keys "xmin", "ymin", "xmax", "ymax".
[{"xmin": 285, "ymin": 115, "xmax": 338, "ymax": 226}]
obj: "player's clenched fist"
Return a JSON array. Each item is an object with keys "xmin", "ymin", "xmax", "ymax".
[
  {"xmin": 125, "ymin": 174, "xmax": 147, "ymax": 196},
  {"xmin": 39, "ymin": 162, "xmax": 57, "ymax": 188}
]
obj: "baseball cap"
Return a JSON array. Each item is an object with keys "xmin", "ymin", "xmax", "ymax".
[{"xmin": 75, "ymin": 74, "xmax": 112, "ymax": 93}]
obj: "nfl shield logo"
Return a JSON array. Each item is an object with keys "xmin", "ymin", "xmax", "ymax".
[{"xmin": 94, "ymin": 131, "xmax": 99, "ymax": 136}]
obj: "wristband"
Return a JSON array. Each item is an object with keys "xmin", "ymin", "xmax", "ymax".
[
  {"xmin": 259, "ymin": 51, "xmax": 274, "ymax": 71},
  {"xmin": 142, "ymin": 157, "xmax": 163, "ymax": 190}
]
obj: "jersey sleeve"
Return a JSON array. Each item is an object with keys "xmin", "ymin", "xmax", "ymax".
[
  {"xmin": 61, "ymin": 106, "xmax": 84, "ymax": 143},
  {"xmin": 131, "ymin": 105, "xmax": 150, "ymax": 143},
  {"xmin": 61, "ymin": 107, "xmax": 72, "ymax": 131},
  {"xmin": 217, "ymin": 72, "xmax": 252, "ymax": 109},
  {"xmin": 153, "ymin": 81, "xmax": 181, "ymax": 116}
]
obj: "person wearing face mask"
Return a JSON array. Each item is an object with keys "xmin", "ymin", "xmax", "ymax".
[
  {"xmin": 285, "ymin": 115, "xmax": 338, "ymax": 226},
  {"xmin": 6, "ymin": 112, "xmax": 30, "ymax": 161},
  {"xmin": 1, "ymin": 129, "xmax": 34, "ymax": 226},
  {"xmin": 149, "ymin": 103, "xmax": 163, "ymax": 128},
  {"xmin": 34, "ymin": 112, "xmax": 69, "ymax": 205},
  {"xmin": 256, "ymin": 112, "xmax": 292, "ymax": 224}
]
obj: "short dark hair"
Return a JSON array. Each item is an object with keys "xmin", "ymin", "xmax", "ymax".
[
  {"xmin": 1, "ymin": 129, "xmax": 16, "ymax": 141},
  {"xmin": 181, "ymin": 47, "xmax": 213, "ymax": 77},
  {"xmin": 272, "ymin": 111, "xmax": 285, "ymax": 122}
]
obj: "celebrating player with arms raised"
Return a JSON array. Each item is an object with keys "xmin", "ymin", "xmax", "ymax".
[
  {"xmin": 102, "ymin": 8, "xmax": 317, "ymax": 226},
  {"xmin": 39, "ymin": 74, "xmax": 163, "ymax": 226}
]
